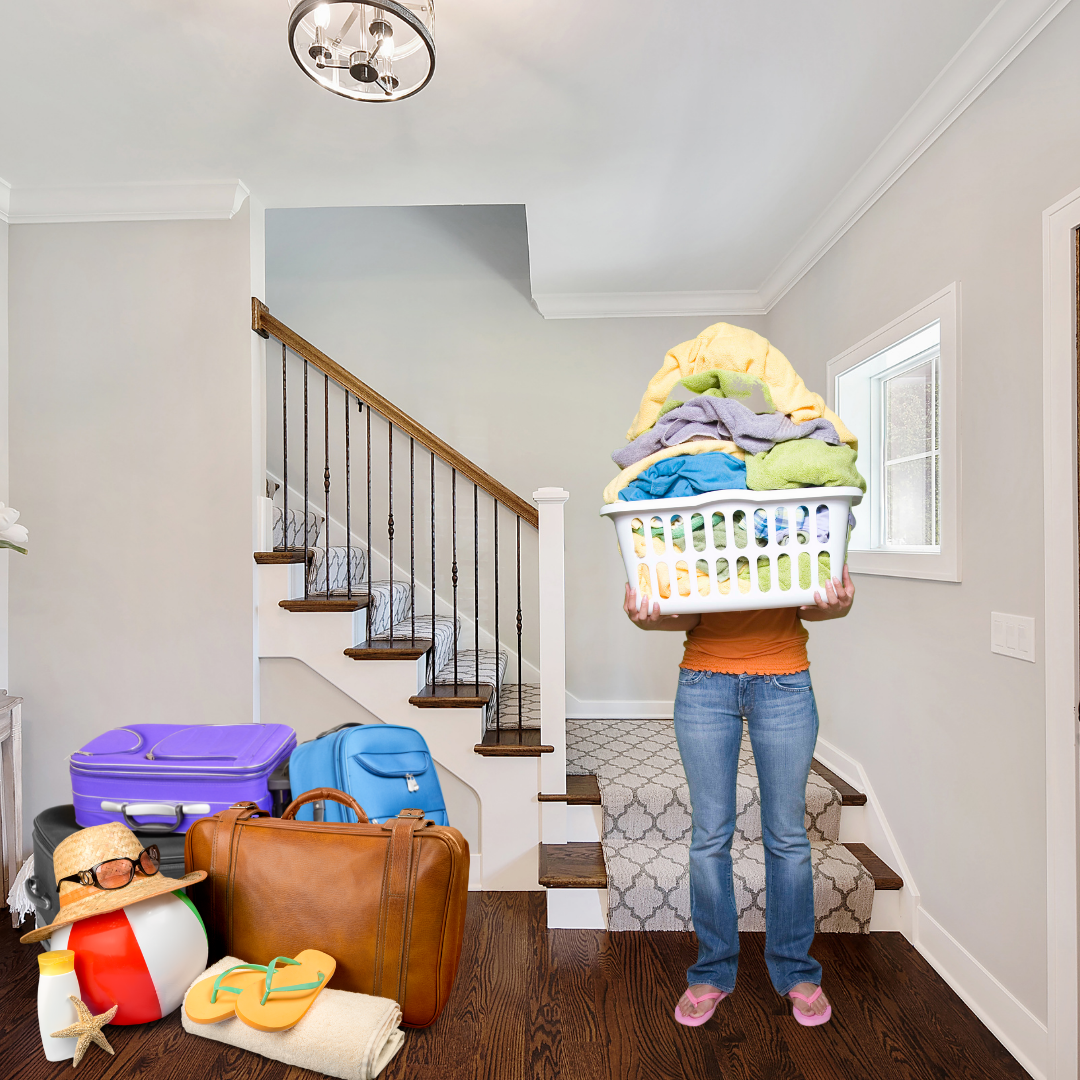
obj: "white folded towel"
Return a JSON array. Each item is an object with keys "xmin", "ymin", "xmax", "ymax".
[{"xmin": 181, "ymin": 956, "xmax": 404, "ymax": 1080}]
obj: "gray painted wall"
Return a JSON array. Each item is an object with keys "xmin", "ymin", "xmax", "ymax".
[
  {"xmin": 762, "ymin": 1, "xmax": 1080, "ymax": 1024},
  {"xmin": 9, "ymin": 211, "xmax": 258, "ymax": 835},
  {"xmin": 264, "ymin": 204, "xmax": 768, "ymax": 714}
]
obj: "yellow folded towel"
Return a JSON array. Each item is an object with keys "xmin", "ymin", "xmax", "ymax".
[
  {"xmin": 626, "ymin": 322, "xmax": 856, "ymax": 448},
  {"xmin": 603, "ymin": 440, "xmax": 746, "ymax": 504},
  {"xmin": 181, "ymin": 956, "xmax": 404, "ymax": 1080}
]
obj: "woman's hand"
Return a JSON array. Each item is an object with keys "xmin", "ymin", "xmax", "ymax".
[
  {"xmin": 623, "ymin": 584, "xmax": 702, "ymax": 632},
  {"xmin": 798, "ymin": 565, "xmax": 855, "ymax": 621}
]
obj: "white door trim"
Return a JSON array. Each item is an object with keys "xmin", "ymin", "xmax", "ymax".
[{"xmin": 1042, "ymin": 185, "xmax": 1080, "ymax": 1080}]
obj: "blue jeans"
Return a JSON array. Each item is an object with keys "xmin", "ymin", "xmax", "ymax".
[{"xmin": 673, "ymin": 668, "xmax": 822, "ymax": 996}]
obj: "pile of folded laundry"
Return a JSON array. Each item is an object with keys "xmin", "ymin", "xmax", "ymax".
[{"xmin": 605, "ymin": 322, "xmax": 866, "ymax": 598}]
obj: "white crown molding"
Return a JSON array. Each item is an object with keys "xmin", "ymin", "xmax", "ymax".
[
  {"xmin": 2, "ymin": 180, "xmax": 249, "ymax": 224},
  {"xmin": 534, "ymin": 0, "xmax": 1071, "ymax": 321},
  {"xmin": 532, "ymin": 290, "xmax": 767, "ymax": 320},
  {"xmin": 756, "ymin": 0, "xmax": 1074, "ymax": 311},
  {"xmin": 0, "ymin": 177, "xmax": 10, "ymax": 223}
]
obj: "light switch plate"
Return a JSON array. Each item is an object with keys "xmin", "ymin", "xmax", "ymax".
[{"xmin": 990, "ymin": 612, "xmax": 1036, "ymax": 662}]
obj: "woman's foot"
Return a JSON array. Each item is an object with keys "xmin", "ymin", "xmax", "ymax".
[
  {"xmin": 674, "ymin": 984, "xmax": 728, "ymax": 1026},
  {"xmin": 788, "ymin": 982, "xmax": 832, "ymax": 1026}
]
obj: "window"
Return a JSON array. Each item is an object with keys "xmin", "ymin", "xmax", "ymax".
[{"xmin": 827, "ymin": 285, "xmax": 960, "ymax": 581}]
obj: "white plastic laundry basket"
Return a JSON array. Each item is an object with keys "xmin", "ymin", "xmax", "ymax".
[{"xmin": 601, "ymin": 486, "xmax": 863, "ymax": 614}]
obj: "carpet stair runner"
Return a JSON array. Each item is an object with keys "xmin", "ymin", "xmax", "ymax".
[{"xmin": 564, "ymin": 719, "xmax": 880, "ymax": 933}]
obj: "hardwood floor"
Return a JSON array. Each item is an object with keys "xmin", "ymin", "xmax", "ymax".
[{"xmin": 4, "ymin": 894, "xmax": 1028, "ymax": 1080}]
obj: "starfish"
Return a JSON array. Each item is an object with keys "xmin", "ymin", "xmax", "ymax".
[{"xmin": 50, "ymin": 995, "xmax": 118, "ymax": 1068}]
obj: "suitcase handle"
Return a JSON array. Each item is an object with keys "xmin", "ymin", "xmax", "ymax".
[
  {"xmin": 100, "ymin": 800, "xmax": 210, "ymax": 833},
  {"xmin": 281, "ymin": 787, "xmax": 369, "ymax": 823}
]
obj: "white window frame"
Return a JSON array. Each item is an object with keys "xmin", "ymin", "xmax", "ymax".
[{"xmin": 826, "ymin": 283, "xmax": 961, "ymax": 581}]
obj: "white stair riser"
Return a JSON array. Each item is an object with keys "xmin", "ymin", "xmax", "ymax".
[
  {"xmin": 547, "ymin": 889, "xmax": 608, "ymax": 930},
  {"xmin": 567, "ymin": 803, "xmax": 602, "ymax": 843},
  {"xmin": 258, "ymin": 564, "xmax": 543, "ymax": 891}
]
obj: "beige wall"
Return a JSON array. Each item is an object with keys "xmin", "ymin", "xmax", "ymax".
[
  {"xmin": 9, "ymin": 209, "xmax": 258, "ymax": 837},
  {"xmin": 762, "ymin": 2, "xmax": 1080, "ymax": 1026}
]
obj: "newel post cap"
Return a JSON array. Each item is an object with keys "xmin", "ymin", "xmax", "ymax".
[{"xmin": 532, "ymin": 487, "xmax": 570, "ymax": 504}]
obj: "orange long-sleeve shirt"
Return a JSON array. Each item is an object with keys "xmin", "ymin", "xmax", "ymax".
[{"xmin": 681, "ymin": 608, "xmax": 809, "ymax": 675}]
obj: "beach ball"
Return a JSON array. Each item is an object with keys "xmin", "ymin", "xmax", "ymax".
[{"xmin": 47, "ymin": 891, "xmax": 208, "ymax": 1024}]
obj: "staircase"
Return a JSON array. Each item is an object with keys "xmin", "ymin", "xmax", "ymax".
[
  {"xmin": 252, "ymin": 299, "xmax": 567, "ymax": 895},
  {"xmin": 539, "ymin": 719, "xmax": 903, "ymax": 931}
]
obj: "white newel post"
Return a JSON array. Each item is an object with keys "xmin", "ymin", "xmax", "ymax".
[{"xmin": 534, "ymin": 487, "xmax": 569, "ymax": 845}]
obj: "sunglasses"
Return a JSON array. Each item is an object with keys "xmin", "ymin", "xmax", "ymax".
[{"xmin": 59, "ymin": 845, "xmax": 161, "ymax": 891}]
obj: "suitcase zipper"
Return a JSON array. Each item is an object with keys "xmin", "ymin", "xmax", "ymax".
[{"xmin": 405, "ymin": 773, "xmax": 419, "ymax": 792}]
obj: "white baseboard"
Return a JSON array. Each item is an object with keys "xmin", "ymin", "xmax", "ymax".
[
  {"xmin": 468, "ymin": 853, "xmax": 483, "ymax": 892},
  {"xmin": 565, "ymin": 692, "xmax": 674, "ymax": 720},
  {"xmin": 916, "ymin": 907, "xmax": 1047, "ymax": 1080},
  {"xmin": 813, "ymin": 735, "xmax": 921, "ymax": 940}
]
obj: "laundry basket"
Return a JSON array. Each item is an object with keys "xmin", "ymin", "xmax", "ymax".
[{"xmin": 601, "ymin": 486, "xmax": 863, "ymax": 614}]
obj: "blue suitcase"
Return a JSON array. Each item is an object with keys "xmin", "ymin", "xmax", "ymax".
[{"xmin": 287, "ymin": 723, "xmax": 448, "ymax": 825}]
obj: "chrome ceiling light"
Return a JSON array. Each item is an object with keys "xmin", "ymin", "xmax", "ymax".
[{"xmin": 289, "ymin": 1, "xmax": 435, "ymax": 102}]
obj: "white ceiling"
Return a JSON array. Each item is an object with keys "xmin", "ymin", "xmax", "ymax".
[{"xmin": 0, "ymin": 0, "xmax": 1068, "ymax": 311}]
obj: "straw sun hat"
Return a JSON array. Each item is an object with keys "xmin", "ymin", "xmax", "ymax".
[{"xmin": 21, "ymin": 822, "xmax": 206, "ymax": 945}]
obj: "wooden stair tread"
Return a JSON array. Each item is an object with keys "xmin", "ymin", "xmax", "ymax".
[
  {"xmin": 538, "ymin": 774, "xmax": 601, "ymax": 804},
  {"xmin": 411, "ymin": 684, "xmax": 494, "ymax": 708},
  {"xmin": 254, "ymin": 550, "xmax": 312, "ymax": 565},
  {"xmin": 844, "ymin": 842, "xmax": 903, "ymax": 890},
  {"xmin": 539, "ymin": 842, "xmax": 607, "ymax": 888},
  {"xmin": 345, "ymin": 638, "xmax": 433, "ymax": 661},
  {"xmin": 474, "ymin": 729, "xmax": 554, "ymax": 756},
  {"xmin": 279, "ymin": 595, "xmax": 369, "ymax": 612},
  {"xmin": 810, "ymin": 759, "xmax": 867, "ymax": 805}
]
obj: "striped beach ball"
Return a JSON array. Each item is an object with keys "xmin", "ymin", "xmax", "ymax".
[{"xmin": 47, "ymin": 891, "xmax": 208, "ymax": 1024}]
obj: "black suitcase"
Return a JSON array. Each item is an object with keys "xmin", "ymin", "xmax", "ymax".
[{"xmin": 26, "ymin": 805, "xmax": 189, "ymax": 931}]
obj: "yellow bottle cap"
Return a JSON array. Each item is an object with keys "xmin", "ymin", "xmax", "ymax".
[{"xmin": 37, "ymin": 949, "xmax": 75, "ymax": 976}]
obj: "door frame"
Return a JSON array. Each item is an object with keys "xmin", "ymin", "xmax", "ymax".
[{"xmin": 1042, "ymin": 185, "xmax": 1080, "ymax": 1080}]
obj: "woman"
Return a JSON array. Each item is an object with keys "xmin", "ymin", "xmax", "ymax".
[{"xmin": 623, "ymin": 567, "xmax": 855, "ymax": 1027}]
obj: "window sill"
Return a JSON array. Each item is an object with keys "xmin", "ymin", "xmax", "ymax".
[{"xmin": 846, "ymin": 548, "xmax": 960, "ymax": 582}]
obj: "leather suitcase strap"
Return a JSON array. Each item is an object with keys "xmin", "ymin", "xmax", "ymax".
[
  {"xmin": 209, "ymin": 802, "xmax": 266, "ymax": 954},
  {"xmin": 375, "ymin": 809, "xmax": 427, "ymax": 1002}
]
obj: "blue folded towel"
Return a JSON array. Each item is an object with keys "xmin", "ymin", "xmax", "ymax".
[{"xmin": 618, "ymin": 452, "xmax": 747, "ymax": 501}]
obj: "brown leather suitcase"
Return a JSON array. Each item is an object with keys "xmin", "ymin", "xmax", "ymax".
[{"xmin": 184, "ymin": 787, "xmax": 469, "ymax": 1028}]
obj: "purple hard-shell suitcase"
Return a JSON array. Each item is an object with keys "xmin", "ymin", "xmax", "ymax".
[{"xmin": 69, "ymin": 724, "xmax": 297, "ymax": 833}]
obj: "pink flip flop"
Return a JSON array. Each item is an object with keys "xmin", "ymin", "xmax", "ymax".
[
  {"xmin": 674, "ymin": 987, "xmax": 728, "ymax": 1027},
  {"xmin": 788, "ymin": 986, "xmax": 832, "ymax": 1027}
]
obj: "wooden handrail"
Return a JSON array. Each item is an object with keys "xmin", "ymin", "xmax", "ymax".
[{"xmin": 253, "ymin": 299, "xmax": 539, "ymax": 529}]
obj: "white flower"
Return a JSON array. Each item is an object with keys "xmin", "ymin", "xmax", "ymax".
[{"xmin": 0, "ymin": 504, "xmax": 27, "ymax": 549}]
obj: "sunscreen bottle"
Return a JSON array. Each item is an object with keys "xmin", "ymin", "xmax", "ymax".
[{"xmin": 37, "ymin": 950, "xmax": 80, "ymax": 1061}]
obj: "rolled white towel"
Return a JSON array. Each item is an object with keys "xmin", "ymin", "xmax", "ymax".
[{"xmin": 181, "ymin": 956, "xmax": 404, "ymax": 1080}]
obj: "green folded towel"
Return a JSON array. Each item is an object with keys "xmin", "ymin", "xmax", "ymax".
[
  {"xmin": 720, "ymin": 551, "xmax": 830, "ymax": 592},
  {"xmin": 745, "ymin": 440, "xmax": 866, "ymax": 492},
  {"xmin": 657, "ymin": 370, "xmax": 777, "ymax": 422}
]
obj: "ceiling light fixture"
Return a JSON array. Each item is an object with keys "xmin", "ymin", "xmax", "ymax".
[{"xmin": 288, "ymin": 1, "xmax": 435, "ymax": 103}]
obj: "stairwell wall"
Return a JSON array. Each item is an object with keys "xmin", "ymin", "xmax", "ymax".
[
  {"xmin": 9, "ymin": 208, "xmax": 259, "ymax": 841},
  {"xmin": 759, "ymin": 3, "xmax": 1080, "ymax": 1065},
  {"xmin": 263, "ymin": 205, "xmax": 768, "ymax": 719}
]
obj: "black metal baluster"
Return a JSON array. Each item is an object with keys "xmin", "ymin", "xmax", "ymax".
[
  {"xmin": 430, "ymin": 452, "xmax": 435, "ymax": 687},
  {"xmin": 410, "ymin": 438, "xmax": 415, "ymax": 645},
  {"xmin": 304, "ymin": 357, "xmax": 309, "ymax": 598},
  {"xmin": 452, "ymin": 469, "xmax": 458, "ymax": 690},
  {"xmin": 281, "ymin": 343, "xmax": 288, "ymax": 552},
  {"xmin": 494, "ymin": 502, "xmax": 500, "ymax": 737},
  {"xmin": 474, "ymin": 484, "xmax": 480, "ymax": 696},
  {"xmin": 516, "ymin": 516, "xmax": 523, "ymax": 732},
  {"xmin": 324, "ymin": 374, "xmax": 331, "ymax": 599},
  {"xmin": 366, "ymin": 402, "xmax": 372, "ymax": 642},
  {"xmin": 388, "ymin": 422, "xmax": 394, "ymax": 645},
  {"xmin": 345, "ymin": 392, "xmax": 352, "ymax": 600}
]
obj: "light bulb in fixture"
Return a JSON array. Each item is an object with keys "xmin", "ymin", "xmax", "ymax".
[{"xmin": 312, "ymin": 3, "xmax": 331, "ymax": 29}]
